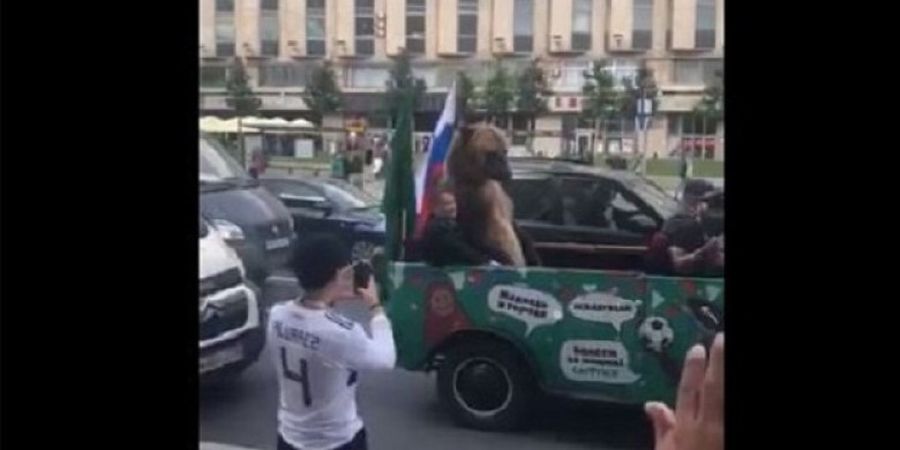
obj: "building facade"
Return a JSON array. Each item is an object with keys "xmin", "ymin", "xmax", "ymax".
[{"xmin": 199, "ymin": 0, "xmax": 724, "ymax": 160}]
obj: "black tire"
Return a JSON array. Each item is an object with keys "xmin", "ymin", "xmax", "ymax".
[{"xmin": 437, "ymin": 340, "xmax": 536, "ymax": 431}]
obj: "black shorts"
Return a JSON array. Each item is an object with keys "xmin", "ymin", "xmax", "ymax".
[{"xmin": 277, "ymin": 428, "xmax": 367, "ymax": 450}]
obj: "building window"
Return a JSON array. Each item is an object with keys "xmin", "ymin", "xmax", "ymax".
[
  {"xmin": 667, "ymin": 114, "xmax": 718, "ymax": 159},
  {"xmin": 355, "ymin": 0, "xmax": 375, "ymax": 55},
  {"xmin": 571, "ymin": 0, "xmax": 592, "ymax": 51},
  {"xmin": 258, "ymin": 63, "xmax": 313, "ymax": 87},
  {"xmin": 200, "ymin": 65, "xmax": 230, "ymax": 88},
  {"xmin": 260, "ymin": 0, "xmax": 280, "ymax": 57},
  {"xmin": 307, "ymin": 0, "xmax": 326, "ymax": 56},
  {"xmin": 458, "ymin": 0, "xmax": 478, "ymax": 53},
  {"xmin": 215, "ymin": 0, "xmax": 235, "ymax": 57},
  {"xmin": 674, "ymin": 59, "xmax": 722, "ymax": 85},
  {"xmin": 406, "ymin": 0, "xmax": 426, "ymax": 54},
  {"xmin": 551, "ymin": 61, "xmax": 592, "ymax": 92},
  {"xmin": 345, "ymin": 66, "xmax": 390, "ymax": 89},
  {"xmin": 602, "ymin": 59, "xmax": 639, "ymax": 87},
  {"xmin": 696, "ymin": 0, "xmax": 716, "ymax": 48},
  {"xmin": 513, "ymin": 0, "xmax": 533, "ymax": 52},
  {"xmin": 633, "ymin": 0, "xmax": 653, "ymax": 50}
]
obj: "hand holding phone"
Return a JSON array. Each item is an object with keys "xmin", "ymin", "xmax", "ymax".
[{"xmin": 353, "ymin": 262, "xmax": 379, "ymax": 308}]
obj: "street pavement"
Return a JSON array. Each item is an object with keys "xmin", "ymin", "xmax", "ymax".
[{"xmin": 200, "ymin": 273, "xmax": 653, "ymax": 450}]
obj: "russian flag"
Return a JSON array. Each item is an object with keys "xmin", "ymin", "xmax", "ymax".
[{"xmin": 413, "ymin": 82, "xmax": 457, "ymax": 238}]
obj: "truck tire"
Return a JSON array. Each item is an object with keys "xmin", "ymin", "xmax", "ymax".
[{"xmin": 437, "ymin": 340, "xmax": 536, "ymax": 431}]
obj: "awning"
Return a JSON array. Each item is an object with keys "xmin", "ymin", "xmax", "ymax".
[{"xmin": 199, "ymin": 117, "xmax": 260, "ymax": 134}]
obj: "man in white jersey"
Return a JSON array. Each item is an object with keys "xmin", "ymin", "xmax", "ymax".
[{"xmin": 269, "ymin": 234, "xmax": 396, "ymax": 450}]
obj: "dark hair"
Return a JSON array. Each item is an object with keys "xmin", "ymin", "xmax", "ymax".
[{"xmin": 292, "ymin": 234, "xmax": 351, "ymax": 290}]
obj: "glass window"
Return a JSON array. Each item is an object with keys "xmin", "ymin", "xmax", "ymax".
[
  {"xmin": 200, "ymin": 66, "xmax": 229, "ymax": 87},
  {"xmin": 633, "ymin": 0, "xmax": 653, "ymax": 50},
  {"xmin": 200, "ymin": 137, "xmax": 249, "ymax": 181},
  {"xmin": 258, "ymin": 63, "xmax": 312, "ymax": 87},
  {"xmin": 458, "ymin": 0, "xmax": 478, "ymax": 53},
  {"xmin": 513, "ymin": 0, "xmax": 533, "ymax": 52},
  {"xmin": 674, "ymin": 60, "xmax": 703, "ymax": 85},
  {"xmin": 261, "ymin": 0, "xmax": 279, "ymax": 11},
  {"xmin": 696, "ymin": 0, "xmax": 716, "ymax": 48},
  {"xmin": 346, "ymin": 67, "xmax": 390, "ymax": 88},
  {"xmin": 215, "ymin": 14, "xmax": 235, "ymax": 57},
  {"xmin": 216, "ymin": 0, "xmax": 234, "ymax": 13},
  {"xmin": 509, "ymin": 177, "xmax": 561, "ymax": 223},
  {"xmin": 407, "ymin": 0, "xmax": 426, "ymax": 54},
  {"xmin": 355, "ymin": 0, "xmax": 375, "ymax": 55},
  {"xmin": 572, "ymin": 0, "xmax": 592, "ymax": 50},
  {"xmin": 260, "ymin": 11, "xmax": 280, "ymax": 56},
  {"xmin": 307, "ymin": 0, "xmax": 326, "ymax": 56},
  {"xmin": 602, "ymin": 59, "xmax": 639, "ymax": 86}
]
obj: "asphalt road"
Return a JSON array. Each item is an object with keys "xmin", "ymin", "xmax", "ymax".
[{"xmin": 200, "ymin": 274, "xmax": 653, "ymax": 450}]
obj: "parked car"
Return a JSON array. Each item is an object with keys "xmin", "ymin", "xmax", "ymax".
[
  {"xmin": 199, "ymin": 216, "xmax": 265, "ymax": 381},
  {"xmin": 200, "ymin": 136, "xmax": 295, "ymax": 286},
  {"xmin": 260, "ymin": 176, "xmax": 386, "ymax": 262},
  {"xmin": 507, "ymin": 159, "xmax": 679, "ymax": 271}
]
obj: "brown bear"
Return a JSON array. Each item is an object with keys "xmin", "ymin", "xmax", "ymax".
[{"xmin": 447, "ymin": 124, "xmax": 529, "ymax": 267}]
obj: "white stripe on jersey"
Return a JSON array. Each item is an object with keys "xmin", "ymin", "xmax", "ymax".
[{"xmin": 268, "ymin": 301, "xmax": 395, "ymax": 450}]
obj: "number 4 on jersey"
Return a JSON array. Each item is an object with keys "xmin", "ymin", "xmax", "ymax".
[{"xmin": 280, "ymin": 347, "xmax": 312, "ymax": 407}]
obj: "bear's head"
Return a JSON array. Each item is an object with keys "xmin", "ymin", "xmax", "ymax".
[{"xmin": 448, "ymin": 123, "xmax": 512, "ymax": 185}]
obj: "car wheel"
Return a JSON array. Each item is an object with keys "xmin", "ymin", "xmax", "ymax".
[
  {"xmin": 437, "ymin": 340, "xmax": 536, "ymax": 431},
  {"xmin": 351, "ymin": 240, "xmax": 379, "ymax": 262}
]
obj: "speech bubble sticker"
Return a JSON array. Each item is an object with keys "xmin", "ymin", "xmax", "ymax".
[
  {"xmin": 705, "ymin": 285, "xmax": 722, "ymax": 301},
  {"xmin": 448, "ymin": 271, "xmax": 466, "ymax": 290},
  {"xmin": 488, "ymin": 285, "xmax": 563, "ymax": 336},
  {"xmin": 568, "ymin": 292, "xmax": 642, "ymax": 332},
  {"xmin": 560, "ymin": 340, "xmax": 641, "ymax": 384},
  {"xmin": 583, "ymin": 284, "xmax": 598, "ymax": 292}
]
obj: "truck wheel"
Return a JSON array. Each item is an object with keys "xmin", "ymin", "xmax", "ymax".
[{"xmin": 437, "ymin": 340, "xmax": 536, "ymax": 431}]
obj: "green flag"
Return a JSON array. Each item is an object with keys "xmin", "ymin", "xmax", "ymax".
[{"xmin": 382, "ymin": 92, "xmax": 416, "ymax": 262}]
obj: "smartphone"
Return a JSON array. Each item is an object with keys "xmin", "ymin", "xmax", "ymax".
[{"xmin": 353, "ymin": 261, "xmax": 372, "ymax": 290}]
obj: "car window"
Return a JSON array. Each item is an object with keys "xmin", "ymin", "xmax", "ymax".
[
  {"xmin": 199, "ymin": 137, "xmax": 248, "ymax": 181},
  {"xmin": 557, "ymin": 177, "xmax": 653, "ymax": 232},
  {"xmin": 508, "ymin": 176, "xmax": 561, "ymax": 224}
]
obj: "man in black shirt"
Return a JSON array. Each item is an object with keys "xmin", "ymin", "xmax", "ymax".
[
  {"xmin": 662, "ymin": 180, "xmax": 723, "ymax": 276},
  {"xmin": 421, "ymin": 186, "xmax": 493, "ymax": 267}
]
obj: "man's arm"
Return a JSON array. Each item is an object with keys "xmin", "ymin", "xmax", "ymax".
[
  {"xmin": 330, "ymin": 310, "xmax": 396, "ymax": 371},
  {"xmin": 422, "ymin": 219, "xmax": 492, "ymax": 266}
]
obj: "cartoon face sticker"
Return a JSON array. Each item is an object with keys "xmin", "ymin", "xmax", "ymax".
[
  {"xmin": 429, "ymin": 286, "xmax": 456, "ymax": 317},
  {"xmin": 638, "ymin": 316, "xmax": 675, "ymax": 353}
]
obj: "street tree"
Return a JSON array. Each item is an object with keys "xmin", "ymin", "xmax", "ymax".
[
  {"xmin": 515, "ymin": 59, "xmax": 551, "ymax": 151},
  {"xmin": 456, "ymin": 71, "xmax": 480, "ymax": 120},
  {"xmin": 386, "ymin": 48, "xmax": 426, "ymax": 121},
  {"xmin": 582, "ymin": 60, "xmax": 623, "ymax": 157},
  {"xmin": 225, "ymin": 57, "xmax": 261, "ymax": 164},
  {"xmin": 694, "ymin": 69, "xmax": 723, "ymax": 121},
  {"xmin": 303, "ymin": 60, "xmax": 343, "ymax": 126},
  {"xmin": 483, "ymin": 61, "xmax": 515, "ymax": 126}
]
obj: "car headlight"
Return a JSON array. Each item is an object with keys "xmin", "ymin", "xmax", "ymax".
[{"xmin": 212, "ymin": 219, "xmax": 245, "ymax": 242}]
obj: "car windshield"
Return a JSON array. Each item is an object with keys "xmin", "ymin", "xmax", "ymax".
[
  {"xmin": 199, "ymin": 136, "xmax": 249, "ymax": 182},
  {"xmin": 628, "ymin": 178, "xmax": 679, "ymax": 217},
  {"xmin": 320, "ymin": 179, "xmax": 379, "ymax": 210}
]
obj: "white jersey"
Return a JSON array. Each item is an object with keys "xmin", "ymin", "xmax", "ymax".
[{"xmin": 268, "ymin": 301, "xmax": 396, "ymax": 450}]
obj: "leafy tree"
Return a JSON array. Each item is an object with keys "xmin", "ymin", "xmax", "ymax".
[
  {"xmin": 582, "ymin": 60, "xmax": 623, "ymax": 157},
  {"xmin": 386, "ymin": 48, "xmax": 426, "ymax": 120},
  {"xmin": 515, "ymin": 58, "xmax": 551, "ymax": 150},
  {"xmin": 694, "ymin": 69, "xmax": 723, "ymax": 121},
  {"xmin": 483, "ymin": 61, "xmax": 515, "ymax": 125},
  {"xmin": 225, "ymin": 58, "xmax": 261, "ymax": 165},
  {"xmin": 303, "ymin": 60, "xmax": 343, "ymax": 126}
]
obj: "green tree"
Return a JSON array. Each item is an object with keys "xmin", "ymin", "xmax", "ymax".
[
  {"xmin": 515, "ymin": 59, "xmax": 551, "ymax": 151},
  {"xmin": 225, "ymin": 58, "xmax": 261, "ymax": 165},
  {"xmin": 582, "ymin": 60, "xmax": 623, "ymax": 158},
  {"xmin": 456, "ymin": 71, "xmax": 480, "ymax": 119},
  {"xmin": 386, "ymin": 48, "xmax": 426, "ymax": 120},
  {"xmin": 483, "ymin": 61, "xmax": 515, "ymax": 125},
  {"xmin": 303, "ymin": 60, "xmax": 343, "ymax": 126},
  {"xmin": 694, "ymin": 69, "xmax": 723, "ymax": 121}
]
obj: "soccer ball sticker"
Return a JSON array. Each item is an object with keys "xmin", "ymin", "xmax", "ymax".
[{"xmin": 638, "ymin": 316, "xmax": 675, "ymax": 353}]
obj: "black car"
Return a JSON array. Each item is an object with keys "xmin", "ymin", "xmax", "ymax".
[
  {"xmin": 200, "ymin": 136, "xmax": 295, "ymax": 286},
  {"xmin": 507, "ymin": 159, "xmax": 679, "ymax": 271},
  {"xmin": 260, "ymin": 176, "xmax": 386, "ymax": 261}
]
